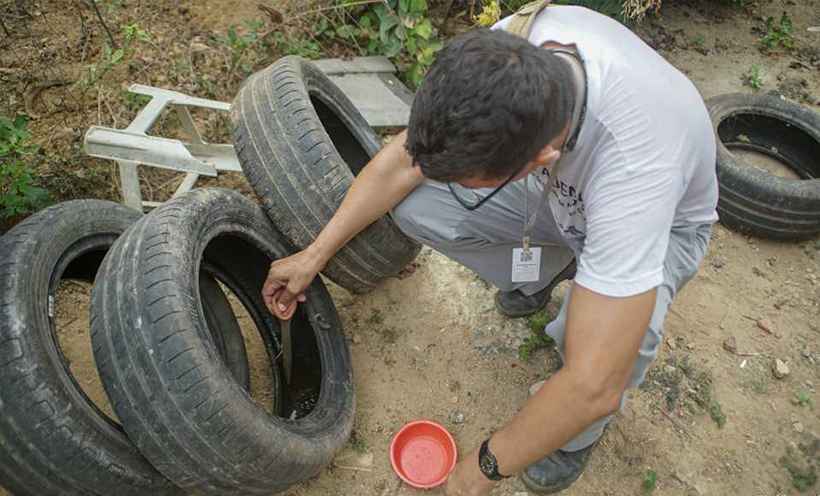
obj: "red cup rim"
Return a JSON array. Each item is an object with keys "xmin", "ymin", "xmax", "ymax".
[{"xmin": 389, "ymin": 420, "xmax": 458, "ymax": 489}]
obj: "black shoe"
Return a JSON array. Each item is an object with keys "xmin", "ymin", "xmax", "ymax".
[
  {"xmin": 494, "ymin": 260, "xmax": 576, "ymax": 318},
  {"xmin": 519, "ymin": 443, "xmax": 596, "ymax": 494}
]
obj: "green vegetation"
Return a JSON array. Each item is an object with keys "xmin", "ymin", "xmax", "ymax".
[
  {"xmin": 642, "ymin": 469, "xmax": 658, "ymax": 494},
  {"xmin": 77, "ymin": 22, "xmax": 150, "ymax": 93},
  {"xmin": 518, "ymin": 307, "xmax": 557, "ymax": 361},
  {"xmin": 218, "ymin": 20, "xmax": 277, "ymax": 76},
  {"xmin": 760, "ymin": 12, "xmax": 794, "ymax": 51},
  {"xmin": 743, "ymin": 64, "xmax": 764, "ymax": 90},
  {"xmin": 337, "ymin": 0, "xmax": 443, "ymax": 87},
  {"xmin": 689, "ymin": 368, "xmax": 727, "ymax": 429},
  {"xmin": 781, "ymin": 447, "xmax": 817, "ymax": 492},
  {"xmin": 792, "ymin": 390, "xmax": 814, "ymax": 409},
  {"xmin": 644, "ymin": 356, "xmax": 727, "ymax": 428},
  {"xmin": 0, "ymin": 116, "xmax": 50, "ymax": 220}
]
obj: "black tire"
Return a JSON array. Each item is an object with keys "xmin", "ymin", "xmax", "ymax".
[
  {"xmin": 0, "ymin": 200, "xmax": 179, "ymax": 496},
  {"xmin": 90, "ymin": 188, "xmax": 355, "ymax": 495},
  {"xmin": 231, "ymin": 56, "xmax": 420, "ymax": 294},
  {"xmin": 0, "ymin": 200, "xmax": 251, "ymax": 496},
  {"xmin": 707, "ymin": 92, "xmax": 820, "ymax": 240},
  {"xmin": 200, "ymin": 272, "xmax": 250, "ymax": 389}
]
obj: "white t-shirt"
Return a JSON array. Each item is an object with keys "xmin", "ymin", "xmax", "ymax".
[{"xmin": 495, "ymin": 6, "xmax": 718, "ymax": 297}]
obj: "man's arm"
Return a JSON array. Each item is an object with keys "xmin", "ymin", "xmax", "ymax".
[
  {"xmin": 264, "ymin": 131, "xmax": 424, "ymax": 311},
  {"xmin": 446, "ymin": 282, "xmax": 656, "ymax": 495},
  {"xmin": 305, "ymin": 130, "xmax": 422, "ymax": 270},
  {"xmin": 490, "ymin": 283, "xmax": 655, "ymax": 473}
]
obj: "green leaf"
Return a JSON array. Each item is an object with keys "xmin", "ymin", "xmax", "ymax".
[
  {"xmin": 373, "ymin": 4, "xmax": 390, "ymax": 22},
  {"xmin": 412, "ymin": 18, "xmax": 433, "ymax": 40},
  {"xmin": 418, "ymin": 46, "xmax": 437, "ymax": 65},
  {"xmin": 367, "ymin": 38, "xmax": 381, "ymax": 55},
  {"xmin": 336, "ymin": 24, "xmax": 357, "ymax": 39},
  {"xmin": 410, "ymin": 0, "xmax": 427, "ymax": 14},
  {"xmin": 110, "ymin": 48, "xmax": 125, "ymax": 65},
  {"xmin": 379, "ymin": 13, "xmax": 400, "ymax": 45},
  {"xmin": 407, "ymin": 62, "xmax": 425, "ymax": 88},
  {"xmin": 12, "ymin": 115, "xmax": 28, "ymax": 131},
  {"xmin": 359, "ymin": 14, "xmax": 373, "ymax": 30},
  {"xmin": 382, "ymin": 36, "xmax": 403, "ymax": 57}
]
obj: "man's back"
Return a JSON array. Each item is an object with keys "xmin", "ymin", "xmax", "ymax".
[{"xmin": 495, "ymin": 6, "xmax": 718, "ymax": 297}]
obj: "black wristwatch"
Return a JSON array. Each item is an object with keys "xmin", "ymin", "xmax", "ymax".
[{"xmin": 478, "ymin": 438, "xmax": 510, "ymax": 481}]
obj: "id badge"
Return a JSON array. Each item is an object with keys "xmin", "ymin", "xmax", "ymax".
[{"xmin": 511, "ymin": 247, "xmax": 542, "ymax": 283}]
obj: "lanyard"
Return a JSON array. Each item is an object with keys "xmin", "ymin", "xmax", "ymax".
[
  {"xmin": 522, "ymin": 171, "xmax": 550, "ymax": 255},
  {"xmin": 521, "ymin": 47, "xmax": 587, "ymax": 256}
]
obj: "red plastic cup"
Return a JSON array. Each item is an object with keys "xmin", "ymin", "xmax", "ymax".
[{"xmin": 390, "ymin": 420, "xmax": 458, "ymax": 489}]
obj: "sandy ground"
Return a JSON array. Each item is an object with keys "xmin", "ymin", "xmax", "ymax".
[{"xmin": 3, "ymin": 0, "xmax": 819, "ymax": 495}]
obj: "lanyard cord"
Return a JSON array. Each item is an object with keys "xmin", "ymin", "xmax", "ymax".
[{"xmin": 522, "ymin": 47, "xmax": 587, "ymax": 255}]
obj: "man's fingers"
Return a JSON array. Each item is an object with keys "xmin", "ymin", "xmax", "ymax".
[
  {"xmin": 297, "ymin": 293, "xmax": 307, "ymax": 303},
  {"xmin": 278, "ymin": 289, "xmax": 296, "ymax": 309},
  {"xmin": 262, "ymin": 277, "xmax": 283, "ymax": 297}
]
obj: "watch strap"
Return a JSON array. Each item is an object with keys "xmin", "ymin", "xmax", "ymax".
[{"xmin": 478, "ymin": 438, "xmax": 510, "ymax": 481}]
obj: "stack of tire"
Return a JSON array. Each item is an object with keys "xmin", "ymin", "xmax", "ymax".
[{"xmin": 0, "ymin": 57, "xmax": 419, "ymax": 495}]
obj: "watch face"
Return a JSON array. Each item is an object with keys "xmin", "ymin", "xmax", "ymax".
[
  {"xmin": 479, "ymin": 451, "xmax": 497, "ymax": 478},
  {"xmin": 480, "ymin": 455, "xmax": 494, "ymax": 474}
]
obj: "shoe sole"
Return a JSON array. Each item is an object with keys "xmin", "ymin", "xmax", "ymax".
[
  {"xmin": 494, "ymin": 259, "xmax": 577, "ymax": 318},
  {"xmin": 519, "ymin": 470, "xmax": 581, "ymax": 494}
]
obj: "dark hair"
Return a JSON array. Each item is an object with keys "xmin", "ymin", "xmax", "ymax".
[{"xmin": 405, "ymin": 28, "xmax": 575, "ymax": 182}]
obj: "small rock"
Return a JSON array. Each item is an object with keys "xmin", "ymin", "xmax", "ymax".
[
  {"xmin": 793, "ymin": 421, "xmax": 804, "ymax": 433},
  {"xmin": 723, "ymin": 336, "xmax": 738, "ymax": 354},
  {"xmin": 757, "ymin": 319, "xmax": 775, "ymax": 334},
  {"xmin": 450, "ymin": 395, "xmax": 459, "ymax": 404},
  {"xmin": 802, "ymin": 349, "xmax": 812, "ymax": 359},
  {"xmin": 686, "ymin": 343, "xmax": 695, "ymax": 351},
  {"xmin": 529, "ymin": 380, "xmax": 546, "ymax": 397},
  {"xmin": 772, "ymin": 359, "xmax": 790, "ymax": 379},
  {"xmin": 752, "ymin": 266, "xmax": 766, "ymax": 277},
  {"xmin": 334, "ymin": 449, "xmax": 374, "ymax": 469},
  {"xmin": 667, "ymin": 338, "xmax": 677, "ymax": 350},
  {"xmin": 351, "ymin": 334, "xmax": 361, "ymax": 344},
  {"xmin": 450, "ymin": 411, "xmax": 465, "ymax": 424},
  {"xmin": 664, "ymin": 365, "xmax": 678, "ymax": 375}
]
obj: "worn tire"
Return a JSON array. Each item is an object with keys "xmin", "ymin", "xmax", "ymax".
[
  {"xmin": 90, "ymin": 188, "xmax": 355, "ymax": 495},
  {"xmin": 0, "ymin": 200, "xmax": 179, "ymax": 496},
  {"xmin": 231, "ymin": 56, "xmax": 420, "ymax": 293},
  {"xmin": 707, "ymin": 92, "xmax": 820, "ymax": 240},
  {"xmin": 0, "ymin": 200, "xmax": 251, "ymax": 496}
]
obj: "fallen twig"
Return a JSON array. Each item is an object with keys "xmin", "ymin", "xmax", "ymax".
[
  {"xmin": 0, "ymin": 15, "xmax": 11, "ymax": 37},
  {"xmin": 289, "ymin": 0, "xmax": 383, "ymax": 20},
  {"xmin": 332, "ymin": 462, "xmax": 374, "ymax": 472},
  {"xmin": 86, "ymin": 0, "xmax": 117, "ymax": 48}
]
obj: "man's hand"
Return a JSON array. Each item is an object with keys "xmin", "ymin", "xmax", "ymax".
[
  {"xmin": 262, "ymin": 248, "xmax": 324, "ymax": 315},
  {"xmin": 444, "ymin": 446, "xmax": 496, "ymax": 496}
]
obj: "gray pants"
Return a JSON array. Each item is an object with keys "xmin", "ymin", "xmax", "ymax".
[{"xmin": 393, "ymin": 177, "xmax": 712, "ymax": 452}]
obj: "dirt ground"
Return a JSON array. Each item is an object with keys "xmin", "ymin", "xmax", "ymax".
[{"xmin": 2, "ymin": 0, "xmax": 819, "ymax": 495}]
